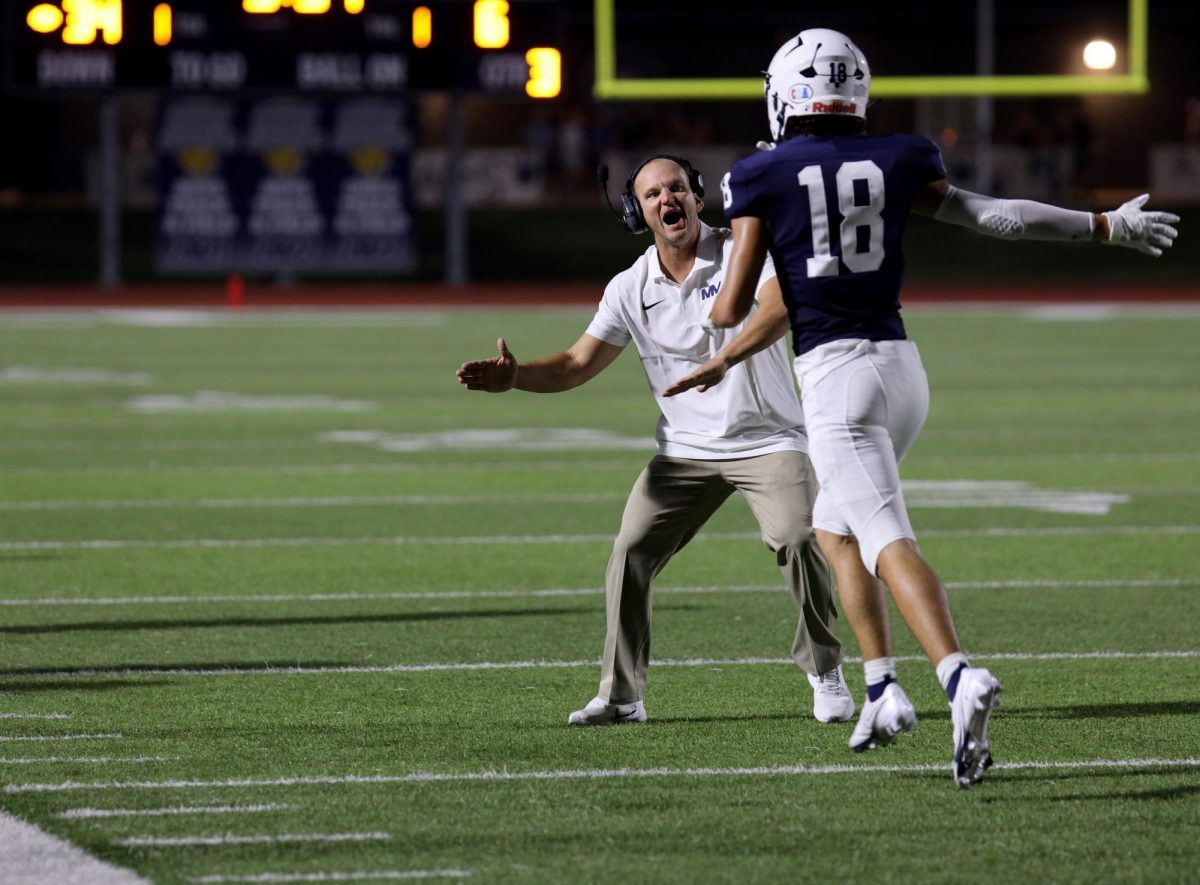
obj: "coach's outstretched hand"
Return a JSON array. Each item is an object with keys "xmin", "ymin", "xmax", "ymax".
[
  {"xmin": 457, "ymin": 338, "xmax": 518, "ymax": 392},
  {"xmin": 1103, "ymin": 194, "xmax": 1180, "ymax": 257},
  {"xmin": 663, "ymin": 355, "xmax": 729, "ymax": 397}
]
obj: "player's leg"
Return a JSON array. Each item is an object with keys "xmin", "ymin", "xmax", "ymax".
[
  {"xmin": 725, "ymin": 451, "xmax": 852, "ymax": 722},
  {"xmin": 813, "ymin": 528, "xmax": 890, "ymax": 661},
  {"xmin": 803, "ymin": 340, "xmax": 1001, "ymax": 782},
  {"xmin": 796, "ymin": 343, "xmax": 917, "ymax": 745},
  {"xmin": 814, "ymin": 517, "xmax": 915, "ymax": 752},
  {"xmin": 875, "ymin": 538, "xmax": 960, "ymax": 663},
  {"xmin": 570, "ymin": 455, "xmax": 732, "ymax": 725}
]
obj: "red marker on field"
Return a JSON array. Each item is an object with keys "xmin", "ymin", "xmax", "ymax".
[{"xmin": 226, "ymin": 274, "xmax": 245, "ymax": 310}]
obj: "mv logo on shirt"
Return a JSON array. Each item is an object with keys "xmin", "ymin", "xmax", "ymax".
[{"xmin": 699, "ymin": 284, "xmax": 720, "ymax": 300}]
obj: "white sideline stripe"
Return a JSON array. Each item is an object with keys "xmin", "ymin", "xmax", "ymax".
[
  {"xmin": 948, "ymin": 578, "xmax": 1198, "ymax": 590},
  {"xmin": 2, "ymin": 577, "xmax": 1195, "ymax": 608},
  {"xmin": 187, "ymin": 872, "xmax": 473, "ymax": 883},
  {"xmin": 0, "ymin": 808, "xmax": 153, "ymax": 884},
  {"xmin": 58, "ymin": 803, "xmax": 294, "ymax": 819},
  {"xmin": 6, "ymin": 757, "xmax": 1200, "ymax": 795},
  {"xmin": 5, "ymin": 451, "xmax": 1199, "ymax": 478},
  {"xmin": 1, "ymin": 459, "xmax": 647, "ymax": 478},
  {"xmin": 0, "ymin": 492, "xmax": 625, "ymax": 512},
  {"xmin": 1, "ymin": 525, "xmax": 1198, "ymax": 552},
  {"xmin": 6, "ymin": 649, "xmax": 1197, "ymax": 681},
  {"xmin": 0, "ymin": 733, "xmax": 121, "ymax": 743},
  {"xmin": 0, "ymin": 756, "xmax": 172, "ymax": 766},
  {"xmin": 188, "ymin": 873, "xmax": 472, "ymax": 884},
  {"xmin": 0, "ymin": 713, "xmax": 73, "ymax": 719},
  {"xmin": 117, "ymin": 832, "xmax": 390, "ymax": 847}
]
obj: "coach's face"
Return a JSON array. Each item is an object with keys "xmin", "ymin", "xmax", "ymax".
[{"xmin": 634, "ymin": 158, "xmax": 704, "ymax": 248}]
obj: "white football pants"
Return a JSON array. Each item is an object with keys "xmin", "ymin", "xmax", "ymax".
[{"xmin": 794, "ymin": 338, "xmax": 929, "ymax": 575}]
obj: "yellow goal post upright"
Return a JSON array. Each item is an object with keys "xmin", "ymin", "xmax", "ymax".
[{"xmin": 593, "ymin": 0, "xmax": 1149, "ymax": 100}]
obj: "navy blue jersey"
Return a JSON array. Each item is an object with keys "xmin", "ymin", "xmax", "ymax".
[{"xmin": 723, "ymin": 133, "xmax": 946, "ymax": 356}]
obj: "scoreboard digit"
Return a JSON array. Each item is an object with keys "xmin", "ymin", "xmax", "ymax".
[{"xmin": 5, "ymin": 0, "xmax": 564, "ymax": 95}]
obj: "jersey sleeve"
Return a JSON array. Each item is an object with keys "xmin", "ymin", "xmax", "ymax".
[
  {"xmin": 584, "ymin": 276, "xmax": 632, "ymax": 347},
  {"xmin": 721, "ymin": 156, "xmax": 769, "ymax": 220},
  {"xmin": 908, "ymin": 134, "xmax": 948, "ymax": 184}
]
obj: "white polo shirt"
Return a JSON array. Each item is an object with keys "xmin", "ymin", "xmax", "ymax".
[{"xmin": 585, "ymin": 223, "xmax": 807, "ymax": 459}]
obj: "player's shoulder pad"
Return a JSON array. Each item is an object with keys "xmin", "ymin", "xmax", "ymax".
[
  {"xmin": 730, "ymin": 147, "xmax": 776, "ymax": 180},
  {"xmin": 898, "ymin": 131, "xmax": 941, "ymax": 155}
]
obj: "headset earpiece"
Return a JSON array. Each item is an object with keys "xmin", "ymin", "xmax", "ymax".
[{"xmin": 619, "ymin": 191, "xmax": 647, "ymax": 234}]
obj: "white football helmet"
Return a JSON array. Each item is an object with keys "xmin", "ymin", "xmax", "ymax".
[{"xmin": 765, "ymin": 29, "xmax": 871, "ymax": 141}]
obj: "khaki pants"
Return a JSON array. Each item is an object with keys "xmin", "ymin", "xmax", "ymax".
[{"xmin": 598, "ymin": 450, "xmax": 841, "ymax": 704}]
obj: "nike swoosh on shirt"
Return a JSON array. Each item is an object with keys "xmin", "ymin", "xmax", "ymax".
[{"xmin": 641, "ymin": 299, "xmax": 665, "ymax": 310}]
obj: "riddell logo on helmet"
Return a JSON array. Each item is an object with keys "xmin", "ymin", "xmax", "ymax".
[{"xmin": 812, "ymin": 100, "xmax": 858, "ymax": 114}]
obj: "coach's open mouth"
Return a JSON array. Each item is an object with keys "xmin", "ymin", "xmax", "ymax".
[{"xmin": 662, "ymin": 208, "xmax": 683, "ymax": 227}]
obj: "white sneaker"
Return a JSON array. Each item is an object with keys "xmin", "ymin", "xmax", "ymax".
[
  {"xmin": 951, "ymin": 667, "xmax": 1003, "ymax": 789},
  {"xmin": 567, "ymin": 696, "xmax": 647, "ymax": 726},
  {"xmin": 807, "ymin": 666, "xmax": 855, "ymax": 723},
  {"xmin": 849, "ymin": 682, "xmax": 917, "ymax": 752}
]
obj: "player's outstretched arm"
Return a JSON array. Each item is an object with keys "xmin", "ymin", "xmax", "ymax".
[
  {"xmin": 456, "ymin": 334, "xmax": 623, "ymax": 394},
  {"xmin": 920, "ymin": 180, "xmax": 1180, "ymax": 257},
  {"xmin": 704, "ymin": 216, "xmax": 770, "ymax": 329},
  {"xmin": 664, "ymin": 280, "xmax": 789, "ymax": 397}
]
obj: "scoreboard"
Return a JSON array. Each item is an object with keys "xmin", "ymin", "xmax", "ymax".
[{"xmin": 4, "ymin": 0, "xmax": 564, "ymax": 95}]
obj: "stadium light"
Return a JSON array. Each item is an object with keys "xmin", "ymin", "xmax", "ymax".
[{"xmin": 1083, "ymin": 39, "xmax": 1117, "ymax": 71}]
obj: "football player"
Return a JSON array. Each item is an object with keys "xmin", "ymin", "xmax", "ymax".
[
  {"xmin": 665, "ymin": 28, "xmax": 1179, "ymax": 787},
  {"xmin": 457, "ymin": 154, "xmax": 855, "ymax": 728}
]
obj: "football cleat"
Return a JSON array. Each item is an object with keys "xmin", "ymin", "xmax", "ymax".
[
  {"xmin": 567, "ymin": 696, "xmax": 647, "ymax": 726},
  {"xmin": 807, "ymin": 665, "xmax": 856, "ymax": 723},
  {"xmin": 951, "ymin": 668, "xmax": 1003, "ymax": 789},
  {"xmin": 849, "ymin": 682, "xmax": 917, "ymax": 752}
]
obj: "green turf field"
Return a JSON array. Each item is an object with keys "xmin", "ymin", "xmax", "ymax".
[{"xmin": 1, "ymin": 304, "xmax": 1198, "ymax": 884}]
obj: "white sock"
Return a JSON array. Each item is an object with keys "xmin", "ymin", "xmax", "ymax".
[
  {"xmin": 936, "ymin": 652, "xmax": 970, "ymax": 693},
  {"xmin": 863, "ymin": 657, "xmax": 896, "ymax": 686}
]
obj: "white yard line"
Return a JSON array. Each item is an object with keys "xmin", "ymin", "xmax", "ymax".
[
  {"xmin": 0, "ymin": 809, "xmax": 153, "ymax": 884},
  {"xmin": 0, "ymin": 484, "xmax": 1139, "ymax": 515},
  {"xmin": 0, "ymin": 438, "xmax": 320, "ymax": 453},
  {"xmin": 0, "ymin": 757, "xmax": 172, "ymax": 766},
  {"xmin": 0, "ymin": 459, "xmax": 647, "ymax": 478},
  {"xmin": 6, "ymin": 756, "xmax": 1199, "ymax": 795},
  {"xmin": 948, "ymin": 578, "xmax": 1198, "ymax": 589},
  {"xmin": 116, "ymin": 832, "xmax": 390, "ymax": 847},
  {"xmin": 0, "ymin": 525, "xmax": 1197, "ymax": 553},
  {"xmin": 58, "ymin": 804, "xmax": 294, "ymax": 819},
  {"xmin": 0, "ymin": 493, "xmax": 624, "ymax": 512},
  {"xmin": 1, "ymin": 578, "xmax": 1194, "ymax": 609},
  {"xmin": 0, "ymin": 309, "xmax": 452, "ymax": 329},
  {"xmin": 0, "ymin": 733, "xmax": 121, "ymax": 743},
  {"xmin": 187, "ymin": 872, "xmax": 473, "ymax": 883},
  {"xmin": 4, "ymin": 650, "xmax": 1196, "ymax": 681},
  {"xmin": 0, "ymin": 713, "xmax": 73, "ymax": 719},
  {"xmin": 5, "ymin": 451, "xmax": 1197, "ymax": 478}
]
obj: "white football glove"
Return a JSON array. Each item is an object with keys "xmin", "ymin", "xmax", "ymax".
[
  {"xmin": 1102, "ymin": 194, "xmax": 1180, "ymax": 257},
  {"xmin": 754, "ymin": 140, "xmax": 777, "ymax": 152}
]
